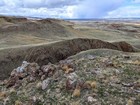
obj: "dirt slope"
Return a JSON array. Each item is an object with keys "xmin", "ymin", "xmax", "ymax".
[
  {"xmin": 0, "ymin": 38, "xmax": 137, "ymax": 80},
  {"xmin": 0, "ymin": 16, "xmax": 81, "ymax": 48}
]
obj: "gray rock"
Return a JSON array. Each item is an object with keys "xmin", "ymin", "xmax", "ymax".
[
  {"xmin": 16, "ymin": 61, "xmax": 29, "ymax": 73},
  {"xmin": 42, "ymin": 78, "xmax": 51, "ymax": 90}
]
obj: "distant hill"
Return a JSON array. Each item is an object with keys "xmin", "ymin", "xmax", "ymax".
[{"xmin": 0, "ymin": 16, "xmax": 81, "ymax": 49}]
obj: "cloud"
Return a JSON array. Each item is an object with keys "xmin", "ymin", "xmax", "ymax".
[
  {"xmin": 1, "ymin": 0, "xmax": 80, "ymax": 8},
  {"xmin": 0, "ymin": 0, "xmax": 5, "ymax": 6},
  {"xmin": 133, "ymin": 0, "xmax": 140, "ymax": 3},
  {"xmin": 73, "ymin": 0, "xmax": 125, "ymax": 18},
  {"xmin": 0, "ymin": 2, "xmax": 77, "ymax": 18},
  {"xmin": 0, "ymin": 0, "xmax": 81, "ymax": 18},
  {"xmin": 106, "ymin": 5, "xmax": 140, "ymax": 18},
  {"xmin": 0, "ymin": 0, "xmax": 139, "ymax": 18}
]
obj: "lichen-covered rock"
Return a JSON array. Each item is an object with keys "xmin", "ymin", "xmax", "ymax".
[
  {"xmin": 87, "ymin": 96, "xmax": 97, "ymax": 103},
  {"xmin": 16, "ymin": 61, "xmax": 29, "ymax": 73},
  {"xmin": 5, "ymin": 61, "xmax": 41, "ymax": 88},
  {"xmin": 41, "ymin": 63, "xmax": 56, "ymax": 77},
  {"xmin": 36, "ymin": 82, "xmax": 42, "ymax": 89},
  {"xmin": 65, "ymin": 72, "xmax": 79, "ymax": 90},
  {"xmin": 42, "ymin": 78, "xmax": 51, "ymax": 90}
]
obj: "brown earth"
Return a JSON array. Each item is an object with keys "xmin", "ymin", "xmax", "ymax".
[{"xmin": 0, "ymin": 38, "xmax": 137, "ymax": 80}]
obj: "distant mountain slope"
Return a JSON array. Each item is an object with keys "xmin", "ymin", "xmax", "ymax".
[{"xmin": 0, "ymin": 16, "xmax": 81, "ymax": 48}]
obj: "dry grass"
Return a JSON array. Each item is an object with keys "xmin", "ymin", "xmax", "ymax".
[
  {"xmin": 0, "ymin": 17, "xmax": 83, "ymax": 49},
  {"xmin": 73, "ymin": 21, "xmax": 140, "ymax": 48}
]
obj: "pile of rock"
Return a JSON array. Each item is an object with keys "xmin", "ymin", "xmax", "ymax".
[{"xmin": 4, "ymin": 61, "xmax": 57, "ymax": 89}]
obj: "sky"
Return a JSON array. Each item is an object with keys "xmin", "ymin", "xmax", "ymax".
[{"xmin": 0, "ymin": 0, "xmax": 140, "ymax": 19}]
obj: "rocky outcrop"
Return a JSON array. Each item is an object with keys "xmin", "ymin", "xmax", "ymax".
[{"xmin": 0, "ymin": 38, "xmax": 137, "ymax": 80}]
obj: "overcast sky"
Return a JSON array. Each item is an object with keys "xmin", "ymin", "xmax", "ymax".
[{"xmin": 0, "ymin": 0, "xmax": 140, "ymax": 18}]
